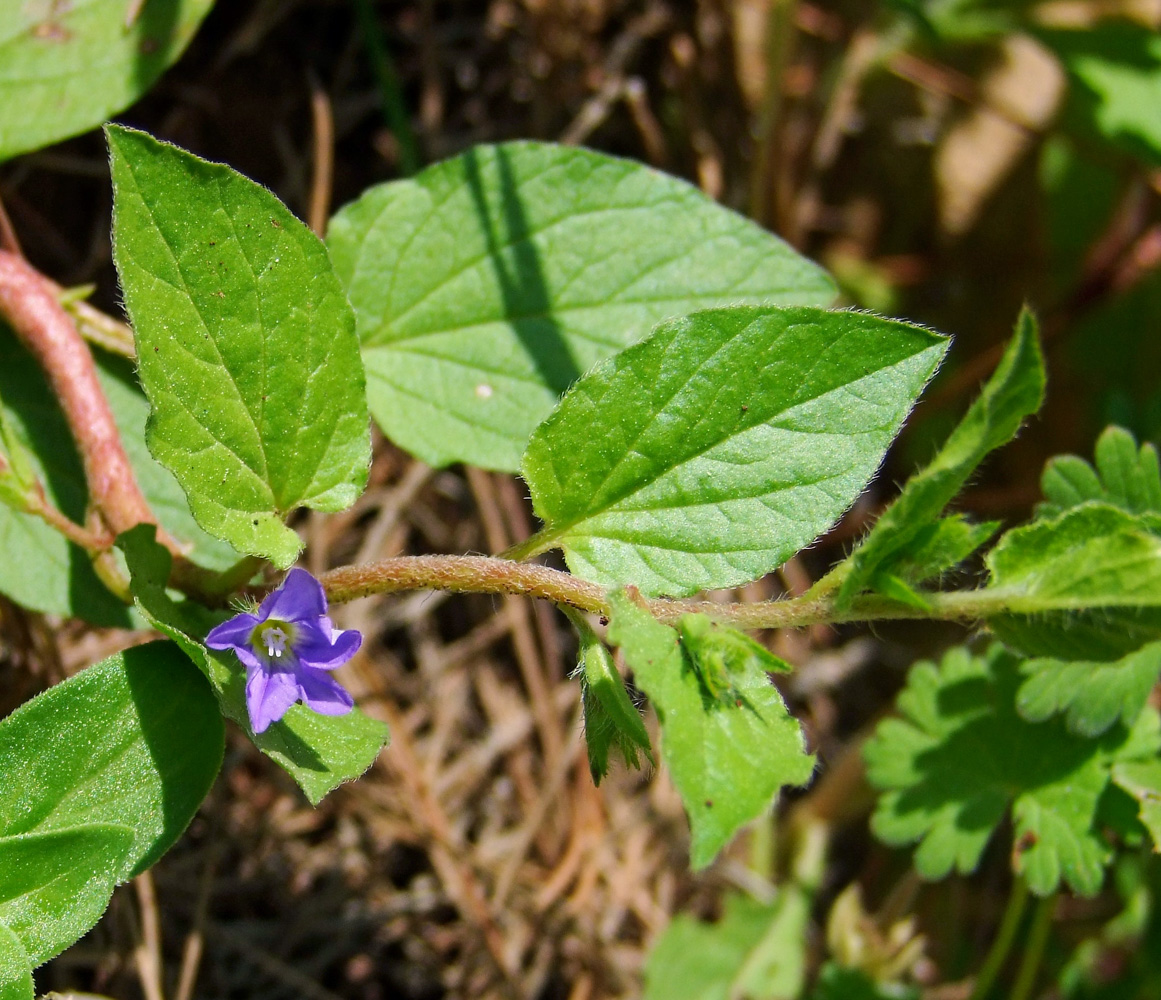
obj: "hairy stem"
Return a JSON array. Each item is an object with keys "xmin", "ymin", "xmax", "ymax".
[{"xmin": 319, "ymin": 553, "xmax": 1014, "ymax": 628}]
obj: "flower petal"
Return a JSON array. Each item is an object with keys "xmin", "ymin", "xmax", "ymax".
[
  {"xmin": 295, "ymin": 626, "xmax": 362, "ymax": 671},
  {"xmin": 246, "ymin": 667, "xmax": 299, "ymax": 734},
  {"xmin": 297, "ymin": 668, "xmax": 354, "ymax": 716},
  {"xmin": 205, "ymin": 612, "xmax": 259, "ymax": 650},
  {"xmin": 258, "ymin": 567, "xmax": 327, "ymax": 623}
]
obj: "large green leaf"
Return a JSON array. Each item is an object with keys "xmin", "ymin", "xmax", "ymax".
[
  {"xmin": 522, "ymin": 307, "xmax": 947, "ymax": 597},
  {"xmin": 117, "ymin": 525, "xmax": 389, "ymax": 805},
  {"xmin": 0, "ymin": 641, "xmax": 223, "ymax": 877},
  {"xmin": 0, "ymin": 825, "xmax": 132, "ymax": 967},
  {"xmin": 607, "ymin": 592, "xmax": 814, "ymax": 869},
  {"xmin": 0, "ymin": 0, "xmax": 214, "ymax": 162},
  {"xmin": 327, "ymin": 142, "xmax": 836, "ymax": 472},
  {"xmin": 987, "ymin": 504, "xmax": 1161, "ymax": 658},
  {"xmin": 865, "ymin": 644, "xmax": 1160, "ymax": 896},
  {"xmin": 838, "ymin": 309, "xmax": 1043, "ymax": 605},
  {"xmin": 643, "ymin": 890, "xmax": 810, "ymax": 1000},
  {"xmin": 108, "ymin": 125, "xmax": 370, "ymax": 568},
  {"xmin": 0, "ymin": 924, "xmax": 32, "ymax": 1000}
]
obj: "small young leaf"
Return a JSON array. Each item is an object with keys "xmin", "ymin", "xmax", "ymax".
[
  {"xmin": 607, "ymin": 591, "xmax": 814, "ymax": 869},
  {"xmin": 0, "ymin": 924, "xmax": 32, "ymax": 1000},
  {"xmin": 678, "ymin": 613, "xmax": 790, "ymax": 706},
  {"xmin": 1040, "ymin": 425, "xmax": 1161, "ymax": 520},
  {"xmin": 0, "ymin": 0, "xmax": 214, "ymax": 162},
  {"xmin": 643, "ymin": 890, "xmax": 809, "ymax": 1000},
  {"xmin": 576, "ymin": 630, "xmax": 652, "ymax": 784},
  {"xmin": 885, "ymin": 514, "xmax": 1000, "ymax": 585},
  {"xmin": 0, "ymin": 825, "xmax": 133, "ymax": 967},
  {"xmin": 0, "ymin": 642, "xmax": 223, "ymax": 879},
  {"xmin": 523, "ymin": 307, "xmax": 947, "ymax": 597},
  {"xmin": 117, "ymin": 525, "xmax": 389, "ymax": 805},
  {"xmin": 327, "ymin": 142, "xmax": 835, "ymax": 472},
  {"xmin": 108, "ymin": 125, "xmax": 370, "ymax": 568},
  {"xmin": 986, "ymin": 504, "xmax": 1161, "ymax": 658},
  {"xmin": 864, "ymin": 644, "xmax": 1161, "ymax": 896},
  {"xmin": 839, "ymin": 309, "xmax": 1044, "ymax": 605},
  {"xmin": 1018, "ymin": 641, "xmax": 1161, "ymax": 737},
  {"xmin": 1111, "ymin": 760, "xmax": 1161, "ymax": 850}
]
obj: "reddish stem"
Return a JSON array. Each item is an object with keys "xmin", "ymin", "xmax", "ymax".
[{"xmin": 0, "ymin": 250, "xmax": 172, "ymax": 545}]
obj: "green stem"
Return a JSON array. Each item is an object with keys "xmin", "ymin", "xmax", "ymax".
[
  {"xmin": 498, "ymin": 528, "xmax": 559, "ymax": 563},
  {"xmin": 1010, "ymin": 894, "xmax": 1055, "ymax": 1000},
  {"xmin": 969, "ymin": 877, "xmax": 1028, "ymax": 1000},
  {"xmin": 352, "ymin": 0, "xmax": 420, "ymax": 176}
]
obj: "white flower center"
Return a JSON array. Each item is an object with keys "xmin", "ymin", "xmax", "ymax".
[{"xmin": 252, "ymin": 620, "xmax": 297, "ymax": 663}]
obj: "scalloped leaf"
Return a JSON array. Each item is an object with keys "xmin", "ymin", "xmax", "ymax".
[
  {"xmin": 1018, "ymin": 641, "xmax": 1161, "ymax": 737},
  {"xmin": 1040, "ymin": 425, "xmax": 1161, "ymax": 521},
  {"xmin": 865, "ymin": 644, "xmax": 1161, "ymax": 896}
]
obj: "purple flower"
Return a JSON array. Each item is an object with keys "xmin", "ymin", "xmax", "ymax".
[{"xmin": 206, "ymin": 568, "xmax": 361, "ymax": 734}]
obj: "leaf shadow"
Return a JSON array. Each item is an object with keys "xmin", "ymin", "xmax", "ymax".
[{"xmin": 462, "ymin": 146, "xmax": 581, "ymax": 396}]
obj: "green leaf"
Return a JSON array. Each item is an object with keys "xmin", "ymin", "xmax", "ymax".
[
  {"xmin": 0, "ymin": 0, "xmax": 215, "ymax": 162},
  {"xmin": 108, "ymin": 125, "xmax": 370, "ymax": 569},
  {"xmin": 576, "ymin": 629, "xmax": 652, "ymax": 785},
  {"xmin": 987, "ymin": 504, "xmax": 1161, "ymax": 658},
  {"xmin": 643, "ymin": 890, "xmax": 809, "ymax": 1000},
  {"xmin": 838, "ymin": 308, "xmax": 1044, "ymax": 605},
  {"xmin": 1040, "ymin": 425, "xmax": 1161, "ymax": 520},
  {"xmin": 522, "ymin": 307, "xmax": 947, "ymax": 598},
  {"xmin": 0, "ymin": 925, "xmax": 32, "ymax": 1000},
  {"xmin": 117, "ymin": 525, "xmax": 389, "ymax": 805},
  {"xmin": 864, "ymin": 644, "xmax": 1161, "ymax": 896},
  {"xmin": 1039, "ymin": 23, "xmax": 1161, "ymax": 167},
  {"xmin": 0, "ymin": 325, "xmax": 130, "ymax": 624},
  {"xmin": 885, "ymin": 514, "xmax": 1000, "ymax": 585},
  {"xmin": 327, "ymin": 142, "xmax": 836, "ymax": 472},
  {"xmin": 678, "ymin": 613, "xmax": 791, "ymax": 706},
  {"xmin": 0, "ymin": 825, "xmax": 132, "ymax": 967},
  {"xmin": 1017, "ymin": 641, "xmax": 1161, "ymax": 737},
  {"xmin": 98, "ymin": 349, "xmax": 242, "ymax": 571},
  {"xmin": 1111, "ymin": 760, "xmax": 1161, "ymax": 850},
  {"xmin": 607, "ymin": 591, "xmax": 814, "ymax": 869},
  {"xmin": 0, "ymin": 641, "xmax": 222, "ymax": 878}
]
